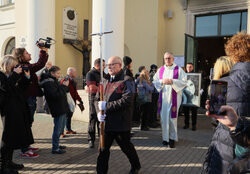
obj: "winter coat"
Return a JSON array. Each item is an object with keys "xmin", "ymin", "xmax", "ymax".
[
  {"xmin": 0, "ymin": 71, "xmax": 34, "ymax": 149},
  {"xmin": 40, "ymin": 73, "xmax": 69, "ymax": 117},
  {"xmin": 95, "ymin": 70, "xmax": 135, "ymax": 132},
  {"xmin": 220, "ymin": 62, "xmax": 250, "ymax": 117},
  {"xmin": 135, "ymin": 78, "xmax": 154, "ymax": 103},
  {"xmin": 123, "ymin": 67, "xmax": 134, "ymax": 79},
  {"xmin": 203, "ymin": 73, "xmax": 235, "ymax": 174},
  {"xmin": 203, "ymin": 62, "xmax": 250, "ymax": 174},
  {"xmin": 20, "ymin": 50, "xmax": 48, "ymax": 98},
  {"xmin": 60, "ymin": 77, "xmax": 82, "ymax": 104},
  {"xmin": 228, "ymin": 117, "xmax": 250, "ymax": 174}
]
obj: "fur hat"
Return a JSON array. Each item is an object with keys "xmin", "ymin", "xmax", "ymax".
[{"xmin": 123, "ymin": 56, "xmax": 132, "ymax": 66}]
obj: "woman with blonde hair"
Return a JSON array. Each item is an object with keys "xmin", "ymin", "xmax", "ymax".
[
  {"xmin": 136, "ymin": 69, "xmax": 154, "ymax": 131},
  {"xmin": 203, "ymin": 31, "xmax": 250, "ymax": 174},
  {"xmin": 213, "ymin": 56, "xmax": 234, "ymax": 80},
  {"xmin": 0, "ymin": 55, "xmax": 35, "ymax": 173}
]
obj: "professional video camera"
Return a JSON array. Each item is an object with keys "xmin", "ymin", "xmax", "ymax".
[{"xmin": 36, "ymin": 37, "xmax": 55, "ymax": 49}]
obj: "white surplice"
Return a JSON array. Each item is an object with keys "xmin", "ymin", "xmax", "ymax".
[{"xmin": 153, "ymin": 64, "xmax": 187, "ymax": 142}]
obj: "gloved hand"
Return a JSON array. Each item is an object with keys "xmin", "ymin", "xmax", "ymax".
[
  {"xmin": 98, "ymin": 101, "xmax": 107, "ymax": 110},
  {"xmin": 77, "ymin": 103, "xmax": 85, "ymax": 112},
  {"xmin": 97, "ymin": 112, "xmax": 106, "ymax": 122}
]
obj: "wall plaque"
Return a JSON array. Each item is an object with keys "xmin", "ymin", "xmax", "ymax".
[{"xmin": 63, "ymin": 7, "xmax": 78, "ymax": 40}]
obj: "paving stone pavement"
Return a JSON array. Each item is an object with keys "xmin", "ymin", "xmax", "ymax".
[{"xmin": 0, "ymin": 113, "xmax": 213, "ymax": 174}]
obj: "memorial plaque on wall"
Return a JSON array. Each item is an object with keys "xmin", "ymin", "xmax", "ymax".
[{"xmin": 63, "ymin": 7, "xmax": 78, "ymax": 40}]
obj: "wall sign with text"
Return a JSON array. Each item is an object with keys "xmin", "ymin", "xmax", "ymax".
[{"xmin": 63, "ymin": 7, "xmax": 78, "ymax": 40}]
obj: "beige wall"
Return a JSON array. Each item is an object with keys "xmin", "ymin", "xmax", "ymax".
[
  {"xmin": 124, "ymin": 0, "xmax": 158, "ymax": 73},
  {"xmin": 157, "ymin": 0, "xmax": 186, "ymax": 67},
  {"xmin": 55, "ymin": 0, "xmax": 92, "ymax": 77}
]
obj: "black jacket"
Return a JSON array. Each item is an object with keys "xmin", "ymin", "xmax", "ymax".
[
  {"xmin": 95, "ymin": 70, "xmax": 134, "ymax": 132},
  {"xmin": 220, "ymin": 62, "xmax": 250, "ymax": 117},
  {"xmin": 123, "ymin": 67, "xmax": 134, "ymax": 79},
  {"xmin": 203, "ymin": 73, "xmax": 235, "ymax": 174},
  {"xmin": 0, "ymin": 71, "xmax": 34, "ymax": 149},
  {"xmin": 203, "ymin": 62, "xmax": 250, "ymax": 174},
  {"xmin": 229, "ymin": 117, "xmax": 250, "ymax": 174},
  {"xmin": 40, "ymin": 73, "xmax": 69, "ymax": 117}
]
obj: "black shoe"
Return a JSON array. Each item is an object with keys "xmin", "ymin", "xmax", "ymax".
[
  {"xmin": 148, "ymin": 122, "xmax": 160, "ymax": 128},
  {"xmin": 7, "ymin": 161, "xmax": 24, "ymax": 170},
  {"xmin": 59, "ymin": 145, "xmax": 66, "ymax": 149},
  {"xmin": 52, "ymin": 149, "xmax": 66, "ymax": 154},
  {"xmin": 0, "ymin": 168, "xmax": 19, "ymax": 174},
  {"xmin": 192, "ymin": 126, "xmax": 196, "ymax": 131},
  {"xmin": 140, "ymin": 126, "xmax": 149, "ymax": 131},
  {"xmin": 129, "ymin": 167, "xmax": 141, "ymax": 174},
  {"xmin": 169, "ymin": 139, "xmax": 175, "ymax": 148},
  {"xmin": 183, "ymin": 125, "xmax": 189, "ymax": 129},
  {"xmin": 162, "ymin": 141, "xmax": 169, "ymax": 146},
  {"xmin": 88, "ymin": 141, "xmax": 94, "ymax": 148}
]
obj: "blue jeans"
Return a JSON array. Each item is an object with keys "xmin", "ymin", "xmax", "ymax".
[
  {"xmin": 27, "ymin": 97, "xmax": 37, "ymax": 123},
  {"xmin": 52, "ymin": 114, "xmax": 66, "ymax": 151}
]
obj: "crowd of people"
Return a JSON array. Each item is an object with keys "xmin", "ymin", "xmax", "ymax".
[{"xmin": 0, "ymin": 31, "xmax": 249, "ymax": 174}]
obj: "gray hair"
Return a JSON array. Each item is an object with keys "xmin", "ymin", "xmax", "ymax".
[
  {"xmin": 67, "ymin": 67, "xmax": 76, "ymax": 75},
  {"xmin": 164, "ymin": 52, "xmax": 174, "ymax": 58}
]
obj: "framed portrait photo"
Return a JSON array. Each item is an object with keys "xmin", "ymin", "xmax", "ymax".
[{"xmin": 182, "ymin": 73, "xmax": 201, "ymax": 107}]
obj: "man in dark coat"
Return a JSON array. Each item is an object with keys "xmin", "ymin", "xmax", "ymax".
[
  {"xmin": 86, "ymin": 58, "xmax": 105, "ymax": 148},
  {"xmin": 96, "ymin": 56, "xmax": 141, "ymax": 174},
  {"xmin": 40, "ymin": 66, "xmax": 69, "ymax": 154}
]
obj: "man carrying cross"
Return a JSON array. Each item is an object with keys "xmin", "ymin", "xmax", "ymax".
[
  {"xmin": 96, "ymin": 56, "xmax": 141, "ymax": 174},
  {"xmin": 153, "ymin": 52, "xmax": 187, "ymax": 148}
]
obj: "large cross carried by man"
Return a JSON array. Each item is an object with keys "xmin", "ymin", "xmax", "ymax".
[{"xmin": 90, "ymin": 19, "xmax": 113, "ymax": 151}]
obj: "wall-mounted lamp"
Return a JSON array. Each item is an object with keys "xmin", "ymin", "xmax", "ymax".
[{"xmin": 164, "ymin": 10, "xmax": 173, "ymax": 19}]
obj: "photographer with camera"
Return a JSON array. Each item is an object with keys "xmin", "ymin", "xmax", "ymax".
[
  {"xmin": 0, "ymin": 55, "xmax": 35, "ymax": 173},
  {"xmin": 60, "ymin": 67, "xmax": 84, "ymax": 136},
  {"xmin": 12, "ymin": 41, "xmax": 49, "ymax": 158}
]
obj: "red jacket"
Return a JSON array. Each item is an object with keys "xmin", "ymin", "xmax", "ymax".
[
  {"xmin": 21, "ymin": 50, "xmax": 48, "ymax": 98},
  {"xmin": 60, "ymin": 78, "xmax": 82, "ymax": 104}
]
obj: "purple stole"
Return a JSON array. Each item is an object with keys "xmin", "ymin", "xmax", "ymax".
[{"xmin": 157, "ymin": 65, "xmax": 179, "ymax": 118}]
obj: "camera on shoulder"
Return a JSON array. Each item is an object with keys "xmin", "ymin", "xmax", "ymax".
[{"xmin": 36, "ymin": 37, "xmax": 55, "ymax": 49}]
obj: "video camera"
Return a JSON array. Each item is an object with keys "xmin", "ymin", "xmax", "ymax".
[
  {"xmin": 15, "ymin": 64, "xmax": 29, "ymax": 71},
  {"xmin": 36, "ymin": 37, "xmax": 55, "ymax": 49}
]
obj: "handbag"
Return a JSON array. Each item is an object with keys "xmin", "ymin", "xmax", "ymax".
[{"xmin": 67, "ymin": 92, "xmax": 75, "ymax": 112}]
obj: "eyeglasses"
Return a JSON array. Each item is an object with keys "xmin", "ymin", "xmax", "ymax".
[
  {"xmin": 164, "ymin": 58, "xmax": 172, "ymax": 60},
  {"xmin": 106, "ymin": 63, "xmax": 120, "ymax": 67}
]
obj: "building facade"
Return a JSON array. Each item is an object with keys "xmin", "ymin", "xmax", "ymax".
[{"xmin": 0, "ymin": 0, "xmax": 249, "ymax": 80}]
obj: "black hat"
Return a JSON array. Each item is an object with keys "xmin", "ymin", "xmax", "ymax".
[
  {"xmin": 123, "ymin": 56, "xmax": 132, "ymax": 66},
  {"xmin": 150, "ymin": 64, "xmax": 157, "ymax": 70}
]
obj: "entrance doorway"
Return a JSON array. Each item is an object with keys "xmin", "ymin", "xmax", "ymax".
[{"xmin": 196, "ymin": 36, "xmax": 228, "ymax": 77}]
